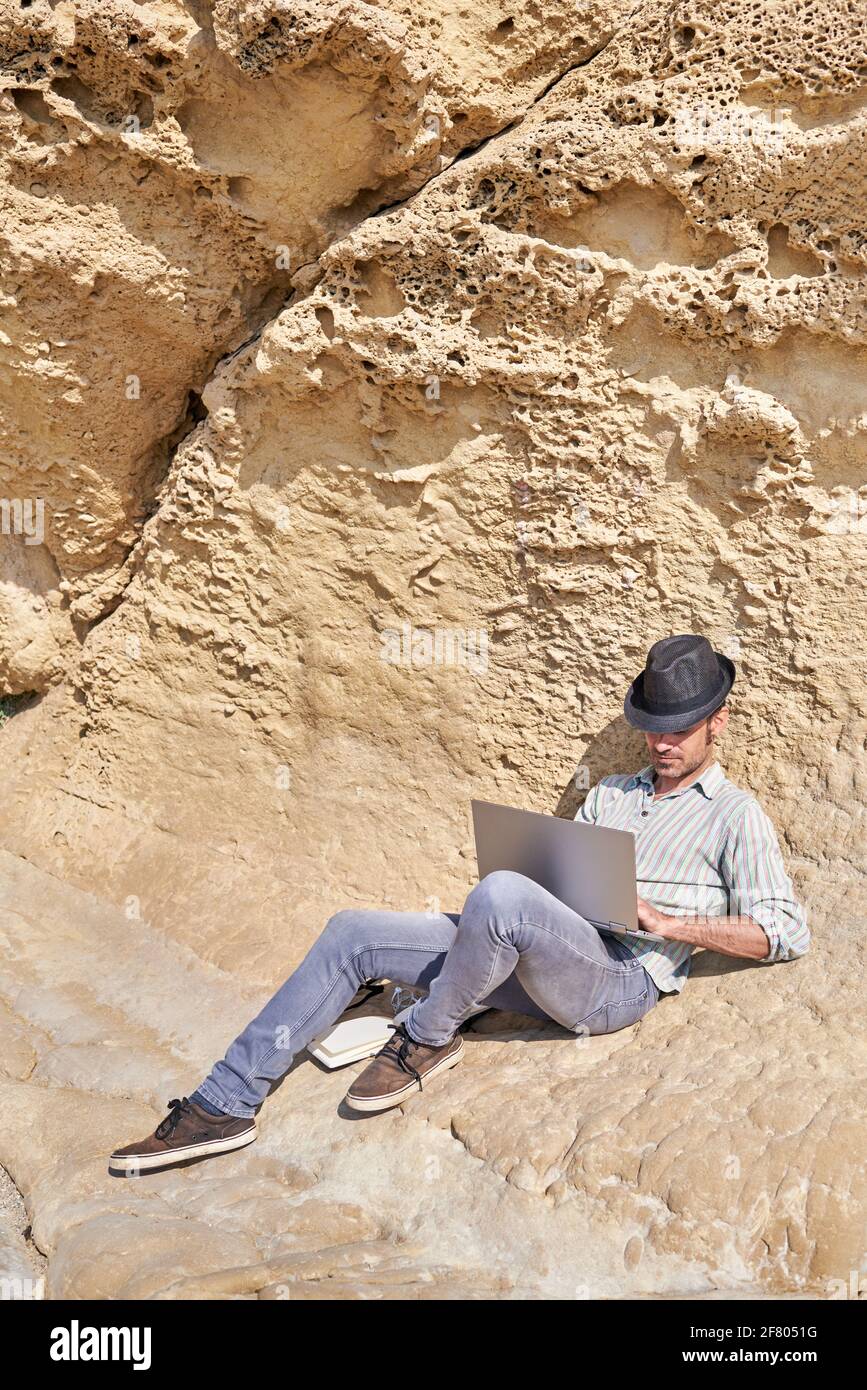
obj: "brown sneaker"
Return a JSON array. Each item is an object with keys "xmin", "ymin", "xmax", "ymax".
[
  {"xmin": 109, "ymin": 1096, "xmax": 257, "ymax": 1175},
  {"xmin": 344, "ymin": 1022, "xmax": 463, "ymax": 1113}
]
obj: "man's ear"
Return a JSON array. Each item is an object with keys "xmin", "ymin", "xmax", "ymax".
[{"xmin": 710, "ymin": 703, "xmax": 730, "ymax": 735}]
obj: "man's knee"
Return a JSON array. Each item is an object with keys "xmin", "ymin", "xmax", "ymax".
[
  {"xmin": 466, "ymin": 869, "xmax": 538, "ymax": 919},
  {"xmin": 322, "ymin": 908, "xmax": 378, "ymax": 952},
  {"xmin": 321, "ymin": 909, "xmax": 385, "ymax": 984}
]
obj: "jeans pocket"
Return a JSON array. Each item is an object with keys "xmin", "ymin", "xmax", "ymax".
[
  {"xmin": 604, "ymin": 989, "xmax": 652, "ymax": 1033},
  {"xmin": 571, "ymin": 1001, "xmax": 609, "ymax": 1036},
  {"xmin": 573, "ymin": 988, "xmax": 651, "ymax": 1037},
  {"xmin": 606, "ymin": 937, "xmax": 647, "ymax": 973}
]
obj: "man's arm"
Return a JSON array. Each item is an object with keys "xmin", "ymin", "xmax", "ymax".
[
  {"xmin": 638, "ymin": 799, "xmax": 810, "ymax": 963},
  {"xmin": 636, "ymin": 898, "xmax": 772, "ymax": 959}
]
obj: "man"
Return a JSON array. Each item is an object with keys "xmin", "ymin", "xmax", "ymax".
[{"xmin": 110, "ymin": 633, "xmax": 809, "ymax": 1173}]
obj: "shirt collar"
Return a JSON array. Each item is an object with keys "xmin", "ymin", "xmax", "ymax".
[{"xmin": 631, "ymin": 759, "xmax": 724, "ymax": 800}]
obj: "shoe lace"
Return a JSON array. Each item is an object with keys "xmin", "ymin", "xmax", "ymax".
[
  {"xmin": 155, "ymin": 1097, "xmax": 192, "ymax": 1140},
  {"xmin": 380, "ymin": 1024, "xmax": 425, "ymax": 1090}
]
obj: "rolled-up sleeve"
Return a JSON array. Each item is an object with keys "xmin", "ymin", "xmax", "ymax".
[{"xmin": 722, "ymin": 800, "xmax": 810, "ymax": 962}]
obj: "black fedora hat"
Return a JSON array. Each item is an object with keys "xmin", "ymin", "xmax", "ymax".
[{"xmin": 624, "ymin": 634, "xmax": 735, "ymax": 733}]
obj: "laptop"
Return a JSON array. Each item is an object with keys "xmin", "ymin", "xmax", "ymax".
[{"xmin": 471, "ymin": 799, "xmax": 668, "ymax": 943}]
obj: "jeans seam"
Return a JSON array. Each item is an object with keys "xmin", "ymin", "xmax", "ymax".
[
  {"xmin": 606, "ymin": 987, "xmax": 650, "ymax": 1010},
  {"xmin": 216, "ymin": 940, "xmax": 449, "ymax": 1111},
  {"xmin": 503, "ymin": 918, "xmax": 644, "ymax": 976},
  {"xmin": 405, "ymin": 936, "xmax": 506, "ymax": 1046},
  {"xmin": 572, "ymin": 1000, "xmax": 608, "ymax": 1031},
  {"xmin": 478, "ymin": 936, "xmax": 505, "ymax": 998}
]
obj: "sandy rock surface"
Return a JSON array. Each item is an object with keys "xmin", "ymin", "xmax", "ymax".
[{"xmin": 0, "ymin": 0, "xmax": 865, "ymax": 1298}]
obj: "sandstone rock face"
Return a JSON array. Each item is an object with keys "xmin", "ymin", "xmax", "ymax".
[{"xmin": 0, "ymin": 0, "xmax": 865, "ymax": 1299}]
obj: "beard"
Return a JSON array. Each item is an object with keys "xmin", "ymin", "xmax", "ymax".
[{"xmin": 651, "ymin": 728, "xmax": 713, "ymax": 775}]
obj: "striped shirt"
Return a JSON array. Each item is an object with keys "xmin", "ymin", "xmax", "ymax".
[{"xmin": 574, "ymin": 759, "xmax": 810, "ymax": 994}]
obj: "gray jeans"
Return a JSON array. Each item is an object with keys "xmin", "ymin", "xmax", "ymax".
[{"xmin": 195, "ymin": 870, "xmax": 660, "ymax": 1118}]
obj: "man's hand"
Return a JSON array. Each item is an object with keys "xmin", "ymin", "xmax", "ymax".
[{"xmin": 636, "ymin": 896, "xmax": 672, "ymax": 935}]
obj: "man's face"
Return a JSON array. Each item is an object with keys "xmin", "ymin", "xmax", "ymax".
[{"xmin": 644, "ymin": 706, "xmax": 728, "ymax": 778}]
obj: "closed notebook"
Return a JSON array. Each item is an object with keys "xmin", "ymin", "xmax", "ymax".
[{"xmin": 307, "ymin": 1015, "xmax": 396, "ymax": 1069}]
